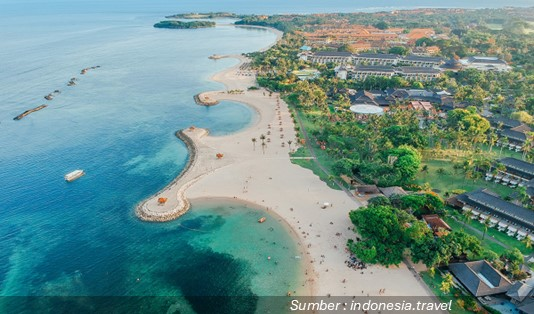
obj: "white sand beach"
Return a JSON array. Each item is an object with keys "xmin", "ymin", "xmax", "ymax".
[{"xmin": 136, "ymin": 27, "xmax": 435, "ymax": 298}]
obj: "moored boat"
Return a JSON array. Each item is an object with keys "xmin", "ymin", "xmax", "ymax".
[
  {"xmin": 64, "ymin": 170, "xmax": 85, "ymax": 182},
  {"xmin": 258, "ymin": 217, "xmax": 266, "ymax": 223}
]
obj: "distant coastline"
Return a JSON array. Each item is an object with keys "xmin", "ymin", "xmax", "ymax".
[
  {"xmin": 165, "ymin": 12, "xmax": 243, "ymax": 19},
  {"xmin": 153, "ymin": 20, "xmax": 215, "ymax": 29}
]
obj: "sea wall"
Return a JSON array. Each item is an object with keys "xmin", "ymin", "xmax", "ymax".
[{"xmin": 135, "ymin": 129, "xmax": 200, "ymax": 222}]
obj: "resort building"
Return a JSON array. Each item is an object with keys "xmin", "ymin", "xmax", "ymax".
[
  {"xmin": 349, "ymin": 41, "xmax": 373, "ymax": 52},
  {"xmin": 301, "ymin": 24, "xmax": 402, "ymax": 46},
  {"xmin": 507, "ymin": 282, "xmax": 534, "ymax": 306},
  {"xmin": 349, "ymin": 90, "xmax": 390, "ymax": 107},
  {"xmin": 498, "ymin": 127, "xmax": 531, "ymax": 151},
  {"xmin": 412, "ymin": 45, "xmax": 441, "ymax": 56},
  {"xmin": 398, "ymin": 66, "xmax": 441, "ymax": 81},
  {"xmin": 401, "ymin": 28, "xmax": 436, "ymax": 44},
  {"xmin": 334, "ymin": 66, "xmax": 442, "ymax": 82},
  {"xmin": 491, "ymin": 116, "xmax": 523, "ymax": 130},
  {"xmin": 399, "ymin": 55, "xmax": 444, "ymax": 67},
  {"xmin": 497, "ymin": 157, "xmax": 534, "ymax": 182},
  {"xmin": 307, "ymin": 51, "xmax": 353, "ymax": 64},
  {"xmin": 449, "ymin": 260, "xmax": 513, "ymax": 297},
  {"xmin": 460, "ymin": 56, "xmax": 511, "ymax": 72},
  {"xmin": 335, "ymin": 65, "xmax": 350, "ymax": 80},
  {"xmin": 407, "ymin": 101, "xmax": 436, "ymax": 117},
  {"xmin": 292, "ymin": 69, "xmax": 320, "ymax": 80},
  {"xmin": 350, "ymin": 65, "xmax": 396, "ymax": 80},
  {"xmin": 491, "ymin": 117, "xmax": 532, "ymax": 152},
  {"xmin": 422, "ymin": 214, "xmax": 452, "ymax": 237},
  {"xmin": 486, "ymin": 158, "xmax": 534, "ymax": 198},
  {"xmin": 453, "ymin": 189, "xmax": 534, "ymax": 241},
  {"xmin": 352, "ymin": 53, "xmax": 399, "ymax": 66},
  {"xmin": 378, "ymin": 186, "xmax": 408, "ymax": 198}
]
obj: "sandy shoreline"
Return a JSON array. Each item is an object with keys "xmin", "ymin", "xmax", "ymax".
[{"xmin": 135, "ymin": 25, "xmax": 435, "ymax": 298}]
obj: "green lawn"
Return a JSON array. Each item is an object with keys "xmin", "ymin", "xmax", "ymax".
[
  {"xmin": 479, "ymin": 143, "xmax": 524, "ymax": 160},
  {"xmin": 289, "ymin": 109, "xmax": 349, "ymax": 190},
  {"xmin": 290, "ymin": 147, "xmax": 342, "ymax": 190},
  {"xmin": 486, "ymin": 23, "xmax": 503, "ymax": 31},
  {"xmin": 420, "ymin": 272, "xmax": 474, "ymax": 314},
  {"xmin": 445, "ymin": 210, "xmax": 533, "ymax": 256},
  {"xmin": 415, "ymin": 159, "xmax": 515, "ymax": 199}
]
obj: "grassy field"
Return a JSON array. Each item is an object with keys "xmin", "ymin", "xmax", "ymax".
[
  {"xmin": 420, "ymin": 272, "xmax": 474, "ymax": 314},
  {"xmin": 525, "ymin": 21, "xmax": 534, "ymax": 34},
  {"xmin": 415, "ymin": 159, "xmax": 515, "ymax": 199},
  {"xmin": 445, "ymin": 210, "xmax": 533, "ymax": 256},
  {"xmin": 290, "ymin": 109, "xmax": 344, "ymax": 190}
]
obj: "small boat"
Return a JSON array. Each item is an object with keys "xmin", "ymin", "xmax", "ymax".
[
  {"xmin": 258, "ymin": 217, "xmax": 266, "ymax": 223},
  {"xmin": 64, "ymin": 170, "xmax": 85, "ymax": 182}
]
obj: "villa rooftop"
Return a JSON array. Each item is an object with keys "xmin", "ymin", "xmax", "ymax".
[
  {"xmin": 314, "ymin": 51, "xmax": 353, "ymax": 57},
  {"xmin": 456, "ymin": 189, "xmax": 534, "ymax": 231},
  {"xmin": 402, "ymin": 55, "xmax": 443, "ymax": 63},
  {"xmin": 491, "ymin": 116, "xmax": 522, "ymax": 129},
  {"xmin": 449, "ymin": 260, "xmax": 512, "ymax": 297},
  {"xmin": 499, "ymin": 157, "xmax": 534, "ymax": 180},
  {"xmin": 501, "ymin": 129, "xmax": 528, "ymax": 142},
  {"xmin": 400, "ymin": 66, "xmax": 441, "ymax": 74},
  {"xmin": 355, "ymin": 53, "xmax": 399, "ymax": 60},
  {"xmin": 353, "ymin": 65, "xmax": 396, "ymax": 72}
]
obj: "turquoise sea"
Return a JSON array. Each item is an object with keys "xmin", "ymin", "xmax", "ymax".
[
  {"xmin": 1, "ymin": 0, "xmax": 531, "ymax": 312},
  {"xmin": 0, "ymin": 6, "xmax": 305, "ymax": 312}
]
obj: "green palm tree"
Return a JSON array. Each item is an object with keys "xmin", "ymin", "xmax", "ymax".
[
  {"xmin": 462, "ymin": 208, "xmax": 473, "ymax": 230},
  {"xmin": 518, "ymin": 186, "xmax": 529, "ymax": 204},
  {"xmin": 251, "ymin": 138, "xmax": 257, "ymax": 151},
  {"xmin": 287, "ymin": 140, "xmax": 293, "ymax": 151},
  {"xmin": 440, "ymin": 273, "xmax": 453, "ymax": 294},
  {"xmin": 523, "ymin": 236, "xmax": 532, "ymax": 249},
  {"xmin": 260, "ymin": 134, "xmax": 266, "ymax": 145},
  {"xmin": 499, "ymin": 137, "xmax": 509, "ymax": 157},
  {"xmin": 421, "ymin": 165, "xmax": 429, "ymax": 176},
  {"xmin": 488, "ymin": 130, "xmax": 498, "ymax": 154},
  {"xmin": 522, "ymin": 133, "xmax": 533, "ymax": 161},
  {"xmin": 482, "ymin": 216, "xmax": 492, "ymax": 240},
  {"xmin": 261, "ymin": 142, "xmax": 266, "ymax": 155}
]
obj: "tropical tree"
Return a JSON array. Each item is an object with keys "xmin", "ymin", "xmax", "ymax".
[
  {"xmin": 481, "ymin": 216, "xmax": 492, "ymax": 240},
  {"xmin": 261, "ymin": 142, "xmax": 267, "ymax": 155},
  {"xmin": 440, "ymin": 273, "xmax": 454, "ymax": 294},
  {"xmin": 260, "ymin": 134, "xmax": 266, "ymax": 144},
  {"xmin": 287, "ymin": 140, "xmax": 293, "ymax": 151},
  {"xmin": 252, "ymin": 137, "xmax": 257, "ymax": 151},
  {"xmin": 487, "ymin": 130, "xmax": 498, "ymax": 154},
  {"xmin": 421, "ymin": 165, "xmax": 429, "ymax": 176},
  {"xmin": 462, "ymin": 208, "xmax": 473, "ymax": 230},
  {"xmin": 522, "ymin": 133, "xmax": 533, "ymax": 161},
  {"xmin": 348, "ymin": 205, "xmax": 411, "ymax": 266},
  {"xmin": 499, "ymin": 137, "xmax": 509, "ymax": 156},
  {"xmin": 523, "ymin": 236, "xmax": 532, "ymax": 249},
  {"xmin": 517, "ymin": 186, "xmax": 530, "ymax": 204}
]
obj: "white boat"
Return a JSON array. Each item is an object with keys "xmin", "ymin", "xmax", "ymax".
[{"xmin": 64, "ymin": 170, "xmax": 85, "ymax": 182}]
